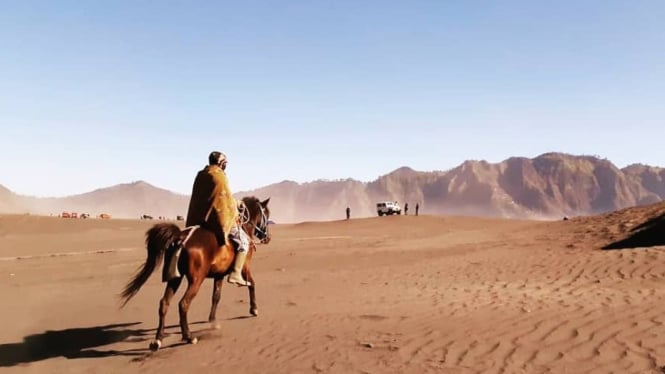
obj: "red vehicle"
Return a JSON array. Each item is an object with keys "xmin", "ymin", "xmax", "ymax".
[{"xmin": 61, "ymin": 212, "xmax": 71, "ymax": 218}]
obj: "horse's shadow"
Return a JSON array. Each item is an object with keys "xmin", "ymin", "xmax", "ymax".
[
  {"xmin": 0, "ymin": 322, "xmax": 152, "ymax": 367},
  {"xmin": 0, "ymin": 318, "xmax": 238, "ymax": 367}
]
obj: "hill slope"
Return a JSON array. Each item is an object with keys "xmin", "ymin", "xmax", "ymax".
[{"xmin": 2, "ymin": 153, "xmax": 664, "ymax": 222}]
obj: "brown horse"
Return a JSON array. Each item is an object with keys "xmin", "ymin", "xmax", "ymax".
[{"xmin": 119, "ymin": 196, "xmax": 271, "ymax": 351}]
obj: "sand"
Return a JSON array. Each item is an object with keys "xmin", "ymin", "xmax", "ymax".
[{"xmin": 1, "ymin": 206, "xmax": 665, "ymax": 373}]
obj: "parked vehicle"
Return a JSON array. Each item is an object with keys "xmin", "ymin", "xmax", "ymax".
[{"xmin": 376, "ymin": 201, "xmax": 402, "ymax": 216}]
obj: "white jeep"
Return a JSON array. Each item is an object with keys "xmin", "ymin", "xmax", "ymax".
[{"xmin": 377, "ymin": 201, "xmax": 402, "ymax": 216}]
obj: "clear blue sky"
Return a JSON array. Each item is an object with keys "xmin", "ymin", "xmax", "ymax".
[{"xmin": 1, "ymin": 1, "xmax": 663, "ymax": 197}]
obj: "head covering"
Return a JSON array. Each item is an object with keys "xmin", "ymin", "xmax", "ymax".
[{"xmin": 208, "ymin": 151, "xmax": 227, "ymax": 166}]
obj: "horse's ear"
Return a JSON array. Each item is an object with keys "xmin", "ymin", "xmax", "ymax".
[{"xmin": 261, "ymin": 197, "xmax": 270, "ymax": 207}]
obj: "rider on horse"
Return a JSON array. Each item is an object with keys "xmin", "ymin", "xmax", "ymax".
[{"xmin": 185, "ymin": 151, "xmax": 252, "ymax": 287}]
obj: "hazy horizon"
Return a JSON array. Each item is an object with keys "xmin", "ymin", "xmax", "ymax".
[
  {"xmin": 2, "ymin": 151, "xmax": 663, "ymax": 199},
  {"xmin": 2, "ymin": 1, "xmax": 663, "ymax": 197}
]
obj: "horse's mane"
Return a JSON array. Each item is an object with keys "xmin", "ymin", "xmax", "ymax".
[
  {"xmin": 241, "ymin": 196, "xmax": 259, "ymax": 214},
  {"xmin": 241, "ymin": 195, "xmax": 260, "ymax": 205}
]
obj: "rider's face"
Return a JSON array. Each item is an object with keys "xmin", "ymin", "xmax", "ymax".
[{"xmin": 221, "ymin": 161, "xmax": 227, "ymax": 171}]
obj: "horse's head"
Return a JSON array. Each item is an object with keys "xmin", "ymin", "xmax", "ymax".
[{"xmin": 240, "ymin": 196, "xmax": 271, "ymax": 244}]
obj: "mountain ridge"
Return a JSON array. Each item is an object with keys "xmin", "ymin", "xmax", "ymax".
[{"xmin": 2, "ymin": 153, "xmax": 664, "ymax": 222}]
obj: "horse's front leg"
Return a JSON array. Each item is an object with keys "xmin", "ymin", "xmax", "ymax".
[
  {"xmin": 245, "ymin": 267, "xmax": 258, "ymax": 316},
  {"xmin": 208, "ymin": 276, "xmax": 224, "ymax": 323},
  {"xmin": 151, "ymin": 277, "xmax": 182, "ymax": 351}
]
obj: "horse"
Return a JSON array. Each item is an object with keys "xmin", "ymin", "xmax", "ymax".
[{"xmin": 119, "ymin": 196, "xmax": 271, "ymax": 351}]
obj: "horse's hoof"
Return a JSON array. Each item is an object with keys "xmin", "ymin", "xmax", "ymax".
[
  {"xmin": 149, "ymin": 340, "xmax": 162, "ymax": 351},
  {"xmin": 212, "ymin": 322, "xmax": 222, "ymax": 330},
  {"xmin": 183, "ymin": 336, "xmax": 198, "ymax": 345},
  {"xmin": 250, "ymin": 308, "xmax": 259, "ymax": 317}
]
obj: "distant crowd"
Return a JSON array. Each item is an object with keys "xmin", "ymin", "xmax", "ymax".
[{"xmin": 56, "ymin": 212, "xmax": 185, "ymax": 221}]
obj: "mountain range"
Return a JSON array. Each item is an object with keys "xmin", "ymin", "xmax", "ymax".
[{"xmin": 1, "ymin": 152, "xmax": 664, "ymax": 223}]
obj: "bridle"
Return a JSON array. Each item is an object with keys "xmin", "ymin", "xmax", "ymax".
[
  {"xmin": 238, "ymin": 199, "xmax": 270, "ymax": 244},
  {"xmin": 253, "ymin": 204, "xmax": 269, "ymax": 243}
]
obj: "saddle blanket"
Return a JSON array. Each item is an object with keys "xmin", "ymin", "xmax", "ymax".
[{"xmin": 163, "ymin": 226, "xmax": 199, "ymax": 282}]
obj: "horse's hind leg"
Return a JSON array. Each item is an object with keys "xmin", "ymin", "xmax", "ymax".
[
  {"xmin": 150, "ymin": 277, "xmax": 182, "ymax": 351},
  {"xmin": 245, "ymin": 267, "xmax": 258, "ymax": 316},
  {"xmin": 179, "ymin": 274, "xmax": 205, "ymax": 344},
  {"xmin": 208, "ymin": 276, "xmax": 224, "ymax": 323}
]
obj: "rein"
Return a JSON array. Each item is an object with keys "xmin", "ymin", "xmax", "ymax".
[{"xmin": 238, "ymin": 201, "xmax": 251, "ymax": 226}]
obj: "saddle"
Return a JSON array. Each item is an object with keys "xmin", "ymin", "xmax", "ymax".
[
  {"xmin": 162, "ymin": 226, "xmax": 199, "ymax": 282},
  {"xmin": 161, "ymin": 225, "xmax": 250, "ymax": 282}
]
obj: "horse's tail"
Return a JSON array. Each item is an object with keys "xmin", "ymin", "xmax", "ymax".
[{"xmin": 119, "ymin": 223, "xmax": 181, "ymax": 307}]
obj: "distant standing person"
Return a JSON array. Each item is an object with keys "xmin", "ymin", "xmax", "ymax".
[
  {"xmin": 346, "ymin": 206, "xmax": 351, "ymax": 220},
  {"xmin": 415, "ymin": 203, "xmax": 419, "ymax": 216},
  {"xmin": 404, "ymin": 203, "xmax": 409, "ymax": 215}
]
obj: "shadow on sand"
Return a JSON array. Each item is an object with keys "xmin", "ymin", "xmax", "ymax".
[
  {"xmin": 603, "ymin": 212, "xmax": 665, "ymax": 250},
  {"xmin": 0, "ymin": 322, "xmax": 152, "ymax": 367},
  {"xmin": 0, "ymin": 319, "xmax": 236, "ymax": 367}
]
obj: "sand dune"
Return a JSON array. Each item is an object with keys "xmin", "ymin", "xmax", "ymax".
[{"xmin": 2, "ymin": 204, "xmax": 665, "ymax": 373}]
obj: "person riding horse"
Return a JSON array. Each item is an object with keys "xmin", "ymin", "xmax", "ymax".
[{"xmin": 185, "ymin": 151, "xmax": 251, "ymax": 286}]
